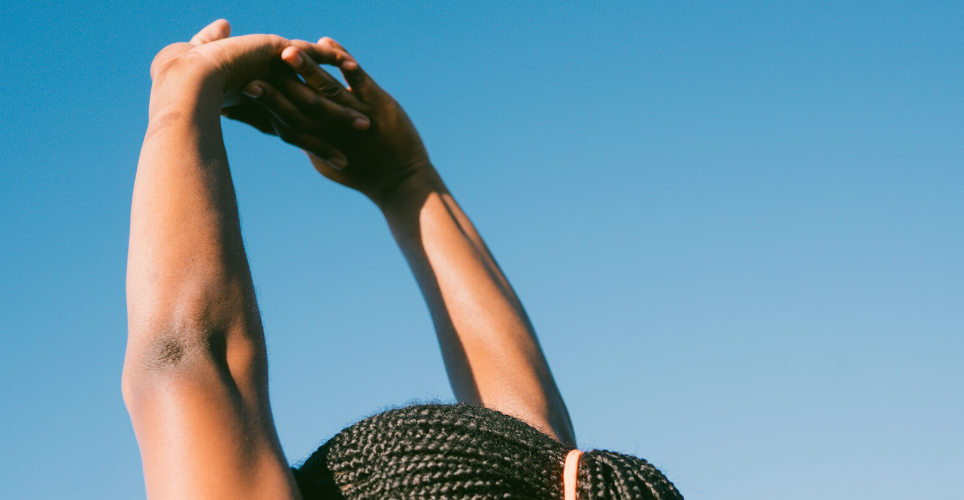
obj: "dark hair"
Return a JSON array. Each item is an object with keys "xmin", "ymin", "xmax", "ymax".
[{"xmin": 293, "ymin": 403, "xmax": 683, "ymax": 500}]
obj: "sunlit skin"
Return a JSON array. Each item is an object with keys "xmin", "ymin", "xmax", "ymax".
[{"xmin": 125, "ymin": 20, "xmax": 574, "ymax": 500}]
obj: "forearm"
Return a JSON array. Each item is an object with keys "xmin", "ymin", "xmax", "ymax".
[
  {"xmin": 379, "ymin": 168, "xmax": 576, "ymax": 446},
  {"xmin": 127, "ymin": 69, "xmax": 260, "ymax": 353}
]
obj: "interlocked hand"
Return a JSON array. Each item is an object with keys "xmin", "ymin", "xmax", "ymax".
[{"xmin": 232, "ymin": 39, "xmax": 432, "ymax": 206}]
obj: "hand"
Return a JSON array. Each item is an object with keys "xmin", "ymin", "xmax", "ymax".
[
  {"xmin": 148, "ymin": 21, "xmax": 362, "ymax": 122},
  {"xmin": 239, "ymin": 38, "xmax": 433, "ymax": 206},
  {"xmin": 149, "ymin": 20, "xmax": 281, "ymax": 101}
]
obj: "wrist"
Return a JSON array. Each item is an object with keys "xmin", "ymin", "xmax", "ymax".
[
  {"xmin": 375, "ymin": 162, "xmax": 446, "ymax": 215},
  {"xmin": 149, "ymin": 58, "xmax": 225, "ymax": 120}
]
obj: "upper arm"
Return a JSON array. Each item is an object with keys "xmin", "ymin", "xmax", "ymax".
[{"xmin": 122, "ymin": 316, "xmax": 301, "ymax": 500}]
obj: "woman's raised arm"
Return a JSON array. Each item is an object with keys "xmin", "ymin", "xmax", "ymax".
[
  {"xmin": 122, "ymin": 21, "xmax": 362, "ymax": 499},
  {"xmin": 238, "ymin": 42, "xmax": 576, "ymax": 446}
]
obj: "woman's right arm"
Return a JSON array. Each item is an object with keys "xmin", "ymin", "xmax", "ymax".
[
  {"xmin": 124, "ymin": 22, "xmax": 363, "ymax": 499},
  {"xmin": 241, "ymin": 43, "xmax": 576, "ymax": 446}
]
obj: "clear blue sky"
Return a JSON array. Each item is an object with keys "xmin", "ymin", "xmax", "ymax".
[{"xmin": 1, "ymin": 1, "xmax": 961, "ymax": 499}]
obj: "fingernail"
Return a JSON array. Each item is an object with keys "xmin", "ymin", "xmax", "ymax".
[
  {"xmin": 342, "ymin": 60, "xmax": 358, "ymax": 71},
  {"xmin": 326, "ymin": 158, "xmax": 347, "ymax": 171},
  {"xmin": 242, "ymin": 84, "xmax": 262, "ymax": 98},
  {"xmin": 351, "ymin": 117, "xmax": 370, "ymax": 131},
  {"xmin": 285, "ymin": 50, "xmax": 304, "ymax": 68}
]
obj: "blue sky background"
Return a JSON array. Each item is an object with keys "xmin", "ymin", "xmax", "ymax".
[{"xmin": 1, "ymin": 1, "xmax": 961, "ymax": 499}]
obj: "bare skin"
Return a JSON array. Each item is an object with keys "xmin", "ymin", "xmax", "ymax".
[
  {"xmin": 239, "ymin": 42, "xmax": 575, "ymax": 445},
  {"xmin": 125, "ymin": 20, "xmax": 573, "ymax": 500},
  {"xmin": 124, "ymin": 21, "xmax": 364, "ymax": 500}
]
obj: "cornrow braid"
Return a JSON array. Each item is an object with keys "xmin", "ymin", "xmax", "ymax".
[{"xmin": 294, "ymin": 403, "xmax": 682, "ymax": 500}]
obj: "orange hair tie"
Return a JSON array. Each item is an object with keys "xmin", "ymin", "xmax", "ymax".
[{"xmin": 564, "ymin": 449, "xmax": 583, "ymax": 500}]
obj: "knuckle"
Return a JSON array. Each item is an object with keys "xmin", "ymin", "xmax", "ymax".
[
  {"xmin": 325, "ymin": 37, "xmax": 346, "ymax": 52},
  {"xmin": 261, "ymin": 34, "xmax": 289, "ymax": 48},
  {"xmin": 315, "ymin": 83, "xmax": 343, "ymax": 99}
]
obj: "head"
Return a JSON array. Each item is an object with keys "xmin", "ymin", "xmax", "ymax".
[{"xmin": 293, "ymin": 403, "xmax": 683, "ymax": 500}]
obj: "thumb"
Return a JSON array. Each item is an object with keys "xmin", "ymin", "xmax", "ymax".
[
  {"xmin": 190, "ymin": 19, "xmax": 231, "ymax": 45},
  {"xmin": 151, "ymin": 20, "xmax": 231, "ymax": 80}
]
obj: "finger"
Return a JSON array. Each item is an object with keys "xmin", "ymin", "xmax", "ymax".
[
  {"xmin": 265, "ymin": 115, "xmax": 348, "ymax": 171},
  {"xmin": 278, "ymin": 75, "xmax": 370, "ymax": 131},
  {"xmin": 338, "ymin": 61, "xmax": 380, "ymax": 103},
  {"xmin": 190, "ymin": 19, "xmax": 231, "ymax": 45},
  {"xmin": 221, "ymin": 100, "xmax": 276, "ymax": 135},
  {"xmin": 288, "ymin": 38, "xmax": 357, "ymax": 69},
  {"xmin": 318, "ymin": 37, "xmax": 384, "ymax": 102},
  {"xmin": 280, "ymin": 47, "xmax": 362, "ymax": 109},
  {"xmin": 242, "ymin": 80, "xmax": 316, "ymax": 130}
]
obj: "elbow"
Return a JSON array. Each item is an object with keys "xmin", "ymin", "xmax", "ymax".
[
  {"xmin": 121, "ymin": 311, "xmax": 262, "ymax": 412},
  {"xmin": 121, "ymin": 279, "xmax": 264, "ymax": 408},
  {"xmin": 121, "ymin": 314, "xmax": 233, "ymax": 405}
]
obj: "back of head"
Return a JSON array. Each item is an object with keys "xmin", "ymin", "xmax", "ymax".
[{"xmin": 294, "ymin": 403, "xmax": 682, "ymax": 500}]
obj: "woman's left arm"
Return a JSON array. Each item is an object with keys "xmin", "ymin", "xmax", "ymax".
[
  {"xmin": 238, "ymin": 43, "xmax": 576, "ymax": 446},
  {"xmin": 123, "ymin": 21, "xmax": 359, "ymax": 499}
]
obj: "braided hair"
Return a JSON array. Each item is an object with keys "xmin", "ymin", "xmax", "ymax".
[{"xmin": 293, "ymin": 403, "xmax": 683, "ymax": 500}]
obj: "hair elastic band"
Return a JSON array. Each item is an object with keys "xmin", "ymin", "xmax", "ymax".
[{"xmin": 564, "ymin": 449, "xmax": 583, "ymax": 500}]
